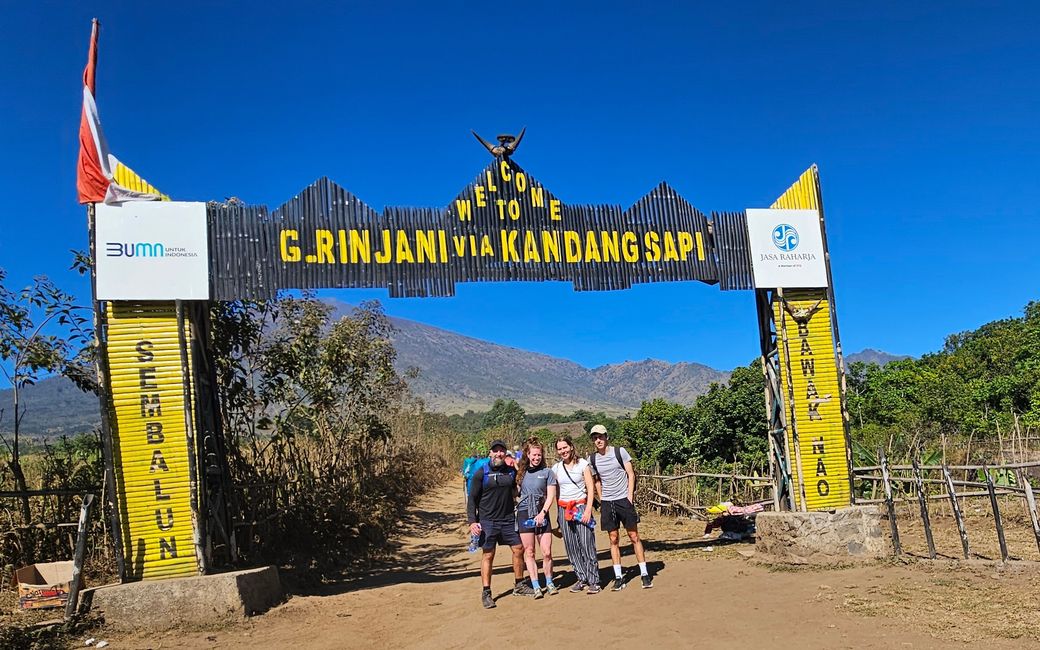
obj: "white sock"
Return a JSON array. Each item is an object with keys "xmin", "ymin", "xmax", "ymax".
[
  {"xmin": 639, "ymin": 562, "xmax": 648, "ymax": 576},
  {"xmin": 613, "ymin": 564, "xmax": 623, "ymax": 579}
]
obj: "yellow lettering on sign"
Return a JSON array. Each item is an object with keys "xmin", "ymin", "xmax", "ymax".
[
  {"xmin": 549, "ymin": 199, "xmax": 562, "ymax": 221},
  {"xmin": 531, "ymin": 186, "xmax": 544, "ymax": 208},
  {"xmin": 507, "ymin": 200, "xmax": 521, "ymax": 220},
  {"xmin": 662, "ymin": 231, "xmax": 679, "ymax": 262},
  {"xmin": 438, "ymin": 230, "xmax": 448, "ymax": 262},
  {"xmin": 315, "ymin": 230, "xmax": 334, "ymax": 264},
  {"xmin": 584, "ymin": 231, "xmax": 602, "ymax": 262},
  {"xmin": 480, "ymin": 234, "xmax": 494, "ymax": 257},
  {"xmin": 695, "ymin": 231, "xmax": 706, "ymax": 261},
  {"xmin": 564, "ymin": 231, "xmax": 582, "ymax": 262},
  {"xmin": 280, "ymin": 230, "xmax": 301, "ymax": 262},
  {"xmin": 523, "ymin": 231, "xmax": 541, "ymax": 262},
  {"xmin": 452, "ymin": 235, "xmax": 467, "ymax": 257},
  {"xmin": 395, "ymin": 230, "xmax": 415, "ymax": 263},
  {"xmin": 350, "ymin": 230, "xmax": 371, "ymax": 263},
  {"xmin": 485, "ymin": 170, "xmax": 498, "ymax": 193},
  {"xmin": 644, "ymin": 231, "xmax": 661, "ymax": 262},
  {"xmin": 499, "ymin": 160, "xmax": 512, "ymax": 182},
  {"xmin": 500, "ymin": 230, "xmax": 520, "ymax": 262},
  {"xmin": 375, "ymin": 230, "xmax": 392, "ymax": 263},
  {"xmin": 515, "ymin": 172, "xmax": 527, "ymax": 193},
  {"xmin": 416, "ymin": 230, "xmax": 437, "ymax": 263},
  {"xmin": 455, "ymin": 199, "xmax": 473, "ymax": 222},
  {"xmin": 496, "ymin": 199, "xmax": 507, "ymax": 220},
  {"xmin": 541, "ymin": 231, "xmax": 561, "ymax": 263},
  {"xmin": 621, "ymin": 232, "xmax": 639, "ymax": 262},
  {"xmin": 475, "ymin": 186, "xmax": 487, "ymax": 208},
  {"xmin": 677, "ymin": 232, "xmax": 693, "ymax": 261},
  {"xmin": 600, "ymin": 231, "xmax": 620, "ymax": 262}
]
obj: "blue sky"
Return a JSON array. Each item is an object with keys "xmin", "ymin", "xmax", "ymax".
[{"xmin": 1, "ymin": 2, "xmax": 1037, "ymax": 371}]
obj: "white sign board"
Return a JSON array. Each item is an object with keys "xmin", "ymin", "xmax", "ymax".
[
  {"xmin": 745, "ymin": 208, "xmax": 828, "ymax": 288},
  {"xmin": 96, "ymin": 202, "xmax": 210, "ymax": 300}
]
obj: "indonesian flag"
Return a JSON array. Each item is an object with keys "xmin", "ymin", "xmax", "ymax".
[{"xmin": 77, "ymin": 19, "xmax": 166, "ymax": 205}]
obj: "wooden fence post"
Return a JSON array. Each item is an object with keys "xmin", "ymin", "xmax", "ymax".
[
  {"xmin": 879, "ymin": 448, "xmax": 901, "ymax": 556},
  {"xmin": 942, "ymin": 465, "xmax": 970, "ymax": 559},
  {"xmin": 983, "ymin": 465, "xmax": 1010, "ymax": 562},
  {"xmin": 1016, "ymin": 468, "xmax": 1040, "ymax": 556},
  {"xmin": 912, "ymin": 455, "xmax": 936, "ymax": 559}
]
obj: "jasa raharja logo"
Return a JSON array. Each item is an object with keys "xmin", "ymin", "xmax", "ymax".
[{"xmin": 105, "ymin": 242, "xmax": 165, "ymax": 257}]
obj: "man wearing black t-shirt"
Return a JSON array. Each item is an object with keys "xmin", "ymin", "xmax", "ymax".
[{"xmin": 468, "ymin": 440, "xmax": 529, "ymax": 609}]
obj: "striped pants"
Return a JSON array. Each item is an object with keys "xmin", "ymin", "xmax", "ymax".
[{"xmin": 558, "ymin": 506, "xmax": 600, "ymax": 586}]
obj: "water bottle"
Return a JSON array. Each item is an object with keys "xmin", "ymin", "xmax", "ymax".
[
  {"xmin": 467, "ymin": 532, "xmax": 480, "ymax": 552},
  {"xmin": 575, "ymin": 505, "xmax": 596, "ymax": 529},
  {"xmin": 522, "ymin": 517, "xmax": 537, "ymax": 528}
]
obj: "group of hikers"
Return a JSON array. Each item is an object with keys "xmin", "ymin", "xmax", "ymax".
[{"xmin": 464, "ymin": 425, "xmax": 652, "ymax": 609}]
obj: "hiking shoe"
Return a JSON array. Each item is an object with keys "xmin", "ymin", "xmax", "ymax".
[
  {"xmin": 586, "ymin": 583, "xmax": 602, "ymax": 595},
  {"xmin": 533, "ymin": 587, "xmax": 544, "ymax": 600},
  {"xmin": 545, "ymin": 583, "xmax": 560, "ymax": 596},
  {"xmin": 569, "ymin": 582, "xmax": 586, "ymax": 593},
  {"xmin": 513, "ymin": 582, "xmax": 537, "ymax": 597},
  {"xmin": 482, "ymin": 591, "xmax": 496, "ymax": 609},
  {"xmin": 610, "ymin": 576, "xmax": 626, "ymax": 592},
  {"xmin": 641, "ymin": 575, "xmax": 654, "ymax": 589}
]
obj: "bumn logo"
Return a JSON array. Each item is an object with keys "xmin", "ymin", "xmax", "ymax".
[
  {"xmin": 105, "ymin": 242, "xmax": 165, "ymax": 258},
  {"xmin": 771, "ymin": 224, "xmax": 799, "ymax": 252}
]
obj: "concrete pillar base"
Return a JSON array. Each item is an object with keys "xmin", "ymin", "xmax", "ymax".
[
  {"xmin": 81, "ymin": 566, "xmax": 283, "ymax": 631},
  {"xmin": 755, "ymin": 506, "xmax": 887, "ymax": 563}
]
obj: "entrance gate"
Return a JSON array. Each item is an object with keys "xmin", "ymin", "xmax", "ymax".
[{"xmin": 77, "ymin": 23, "xmax": 851, "ymax": 582}]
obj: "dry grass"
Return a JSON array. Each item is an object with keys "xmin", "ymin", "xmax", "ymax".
[{"xmin": 839, "ymin": 563, "xmax": 1040, "ymax": 642}]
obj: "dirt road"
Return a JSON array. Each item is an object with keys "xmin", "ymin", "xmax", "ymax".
[{"xmin": 114, "ymin": 480, "xmax": 1040, "ymax": 649}]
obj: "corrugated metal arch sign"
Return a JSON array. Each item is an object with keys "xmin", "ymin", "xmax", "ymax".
[{"xmin": 208, "ymin": 159, "xmax": 756, "ymax": 299}]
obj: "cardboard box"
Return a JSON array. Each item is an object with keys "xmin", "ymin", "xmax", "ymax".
[{"xmin": 14, "ymin": 561, "xmax": 77, "ymax": 610}]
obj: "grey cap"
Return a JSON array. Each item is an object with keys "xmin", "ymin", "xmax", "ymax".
[{"xmin": 489, "ymin": 439, "xmax": 508, "ymax": 450}]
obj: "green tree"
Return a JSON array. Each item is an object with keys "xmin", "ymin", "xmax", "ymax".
[
  {"xmin": 0, "ymin": 268, "xmax": 93, "ymax": 522},
  {"xmin": 481, "ymin": 398, "xmax": 527, "ymax": 442}
]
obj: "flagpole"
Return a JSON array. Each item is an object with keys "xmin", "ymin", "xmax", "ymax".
[{"xmin": 81, "ymin": 17, "xmax": 127, "ymax": 581}]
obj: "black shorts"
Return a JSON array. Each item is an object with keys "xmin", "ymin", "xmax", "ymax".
[
  {"xmin": 600, "ymin": 498, "xmax": 640, "ymax": 532},
  {"xmin": 517, "ymin": 514, "xmax": 551, "ymax": 535},
  {"xmin": 479, "ymin": 518, "xmax": 522, "ymax": 550}
]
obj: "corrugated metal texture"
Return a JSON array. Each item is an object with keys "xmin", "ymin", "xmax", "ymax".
[
  {"xmin": 107, "ymin": 302, "xmax": 198, "ymax": 580},
  {"xmin": 712, "ymin": 211, "xmax": 754, "ymax": 291},
  {"xmin": 770, "ymin": 166, "xmax": 819, "ymax": 211},
  {"xmin": 207, "ymin": 161, "xmax": 719, "ymax": 299},
  {"xmin": 773, "ymin": 290, "xmax": 850, "ymax": 511},
  {"xmin": 111, "ymin": 161, "xmax": 169, "ymax": 200}
]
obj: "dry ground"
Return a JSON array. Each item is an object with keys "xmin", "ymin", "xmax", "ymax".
[{"xmin": 8, "ymin": 480, "xmax": 1040, "ymax": 649}]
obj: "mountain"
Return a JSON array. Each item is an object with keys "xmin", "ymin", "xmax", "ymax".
[
  {"xmin": 2, "ymin": 303, "xmax": 738, "ymax": 439},
  {"xmin": 0, "ymin": 378, "xmax": 100, "ymax": 441},
  {"xmin": 845, "ymin": 348, "xmax": 910, "ymax": 366},
  {"xmin": 326, "ymin": 300, "xmax": 729, "ymax": 414}
]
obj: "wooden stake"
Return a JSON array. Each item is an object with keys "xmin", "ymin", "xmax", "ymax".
[
  {"xmin": 1016, "ymin": 468, "xmax": 1040, "ymax": 556},
  {"xmin": 880, "ymin": 448, "xmax": 901, "ymax": 555},
  {"xmin": 912, "ymin": 455, "xmax": 936, "ymax": 559},
  {"xmin": 983, "ymin": 465, "xmax": 1009, "ymax": 562},
  {"xmin": 943, "ymin": 464, "xmax": 970, "ymax": 559}
]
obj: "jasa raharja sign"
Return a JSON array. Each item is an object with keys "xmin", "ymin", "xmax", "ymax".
[{"xmin": 209, "ymin": 159, "xmax": 730, "ymax": 299}]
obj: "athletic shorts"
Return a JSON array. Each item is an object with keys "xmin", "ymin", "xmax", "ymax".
[
  {"xmin": 600, "ymin": 498, "xmax": 640, "ymax": 532},
  {"xmin": 479, "ymin": 518, "xmax": 521, "ymax": 550}
]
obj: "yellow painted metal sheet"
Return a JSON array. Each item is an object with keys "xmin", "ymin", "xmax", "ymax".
[
  {"xmin": 112, "ymin": 160, "xmax": 169, "ymax": 200},
  {"xmin": 107, "ymin": 302, "xmax": 197, "ymax": 580},
  {"xmin": 770, "ymin": 166, "xmax": 820, "ymax": 211},
  {"xmin": 769, "ymin": 166, "xmax": 849, "ymax": 510},
  {"xmin": 773, "ymin": 291, "xmax": 850, "ymax": 510}
]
